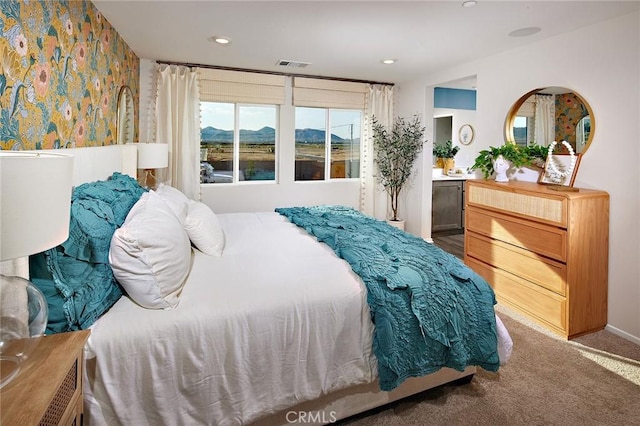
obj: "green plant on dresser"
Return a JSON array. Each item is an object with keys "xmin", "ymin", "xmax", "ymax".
[{"xmin": 471, "ymin": 143, "xmax": 547, "ymax": 178}]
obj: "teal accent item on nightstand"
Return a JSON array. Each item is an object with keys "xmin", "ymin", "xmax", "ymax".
[{"xmin": 276, "ymin": 205, "xmax": 499, "ymax": 391}]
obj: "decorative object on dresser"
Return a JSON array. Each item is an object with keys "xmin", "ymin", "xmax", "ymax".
[
  {"xmin": 464, "ymin": 180, "xmax": 609, "ymax": 339},
  {"xmin": 372, "ymin": 114, "xmax": 426, "ymax": 227},
  {"xmin": 0, "ymin": 330, "xmax": 90, "ymax": 425},
  {"xmin": 504, "ymin": 87, "xmax": 595, "ymax": 154},
  {"xmin": 493, "ymin": 155, "xmax": 510, "ymax": 182},
  {"xmin": 470, "ymin": 143, "xmax": 546, "ymax": 181},
  {"xmin": 0, "ymin": 151, "xmax": 73, "ymax": 389},
  {"xmin": 538, "ymin": 140, "xmax": 581, "ymax": 187}
]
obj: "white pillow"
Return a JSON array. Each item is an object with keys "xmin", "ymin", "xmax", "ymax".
[
  {"xmin": 109, "ymin": 191, "xmax": 192, "ymax": 309},
  {"xmin": 154, "ymin": 183, "xmax": 189, "ymax": 225},
  {"xmin": 185, "ymin": 201, "xmax": 225, "ymax": 256}
]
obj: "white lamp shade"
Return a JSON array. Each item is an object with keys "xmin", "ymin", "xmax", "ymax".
[
  {"xmin": 0, "ymin": 152, "xmax": 74, "ymax": 261},
  {"xmin": 136, "ymin": 143, "xmax": 168, "ymax": 169}
]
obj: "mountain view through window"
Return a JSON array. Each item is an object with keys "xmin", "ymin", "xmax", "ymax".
[{"xmin": 200, "ymin": 103, "xmax": 361, "ymax": 184}]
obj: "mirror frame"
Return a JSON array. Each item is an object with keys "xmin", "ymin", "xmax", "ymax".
[
  {"xmin": 116, "ymin": 86, "xmax": 135, "ymax": 145},
  {"xmin": 504, "ymin": 87, "xmax": 595, "ymax": 154}
]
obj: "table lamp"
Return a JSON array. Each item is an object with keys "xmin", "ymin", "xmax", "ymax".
[
  {"xmin": 0, "ymin": 151, "xmax": 73, "ymax": 388},
  {"xmin": 136, "ymin": 143, "xmax": 168, "ymax": 189}
]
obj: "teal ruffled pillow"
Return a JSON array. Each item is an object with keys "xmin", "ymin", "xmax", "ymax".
[{"xmin": 30, "ymin": 173, "xmax": 146, "ymax": 334}]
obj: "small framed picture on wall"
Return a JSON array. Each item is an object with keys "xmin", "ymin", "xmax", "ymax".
[{"xmin": 458, "ymin": 124, "xmax": 475, "ymax": 145}]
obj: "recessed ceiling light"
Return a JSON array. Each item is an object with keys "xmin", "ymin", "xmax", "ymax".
[
  {"xmin": 209, "ymin": 35, "xmax": 231, "ymax": 45},
  {"xmin": 508, "ymin": 27, "xmax": 541, "ymax": 37},
  {"xmin": 381, "ymin": 59, "xmax": 397, "ymax": 65},
  {"xmin": 462, "ymin": 0, "xmax": 477, "ymax": 7}
]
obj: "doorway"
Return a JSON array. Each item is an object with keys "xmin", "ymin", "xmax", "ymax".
[
  {"xmin": 433, "ymin": 115, "xmax": 453, "ymax": 147},
  {"xmin": 432, "ymin": 115, "xmax": 460, "ymax": 259}
]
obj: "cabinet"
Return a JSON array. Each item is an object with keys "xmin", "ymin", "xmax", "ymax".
[
  {"xmin": 464, "ymin": 180, "xmax": 609, "ymax": 339},
  {"xmin": 432, "ymin": 179, "xmax": 465, "ymax": 235},
  {"xmin": 1, "ymin": 330, "xmax": 90, "ymax": 425}
]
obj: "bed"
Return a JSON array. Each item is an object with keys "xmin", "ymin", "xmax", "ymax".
[{"xmin": 34, "ymin": 145, "xmax": 511, "ymax": 425}]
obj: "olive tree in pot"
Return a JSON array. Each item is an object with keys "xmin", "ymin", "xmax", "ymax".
[{"xmin": 372, "ymin": 115, "xmax": 426, "ymax": 226}]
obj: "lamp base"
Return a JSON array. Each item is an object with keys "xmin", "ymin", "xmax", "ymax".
[
  {"xmin": 0, "ymin": 275, "xmax": 48, "ymax": 389},
  {"xmin": 142, "ymin": 169, "xmax": 160, "ymax": 189}
]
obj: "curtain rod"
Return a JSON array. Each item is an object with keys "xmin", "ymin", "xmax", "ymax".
[{"xmin": 157, "ymin": 60, "xmax": 395, "ymax": 87}]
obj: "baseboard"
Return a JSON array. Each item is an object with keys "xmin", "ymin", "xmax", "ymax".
[{"xmin": 605, "ymin": 324, "xmax": 640, "ymax": 346}]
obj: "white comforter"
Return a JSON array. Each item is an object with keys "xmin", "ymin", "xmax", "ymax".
[{"xmin": 84, "ymin": 212, "xmax": 377, "ymax": 425}]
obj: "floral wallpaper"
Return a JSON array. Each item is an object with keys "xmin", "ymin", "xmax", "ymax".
[
  {"xmin": 554, "ymin": 92, "xmax": 589, "ymax": 147},
  {"xmin": 0, "ymin": 0, "xmax": 139, "ymax": 150}
]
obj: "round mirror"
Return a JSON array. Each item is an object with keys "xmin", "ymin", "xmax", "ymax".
[
  {"xmin": 504, "ymin": 87, "xmax": 595, "ymax": 154},
  {"xmin": 116, "ymin": 86, "xmax": 134, "ymax": 145}
]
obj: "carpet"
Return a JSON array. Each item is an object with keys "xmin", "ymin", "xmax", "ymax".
[{"xmin": 341, "ymin": 304, "xmax": 640, "ymax": 426}]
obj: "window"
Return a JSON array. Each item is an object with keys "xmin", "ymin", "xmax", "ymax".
[
  {"xmin": 200, "ymin": 102, "xmax": 277, "ymax": 184},
  {"xmin": 513, "ymin": 116, "xmax": 529, "ymax": 146},
  {"xmin": 576, "ymin": 115, "xmax": 590, "ymax": 150},
  {"xmin": 295, "ymin": 107, "xmax": 361, "ymax": 181},
  {"xmin": 197, "ymin": 69, "xmax": 367, "ymax": 185}
]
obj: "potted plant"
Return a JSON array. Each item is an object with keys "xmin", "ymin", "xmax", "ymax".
[
  {"xmin": 471, "ymin": 143, "xmax": 546, "ymax": 180},
  {"xmin": 433, "ymin": 140, "xmax": 460, "ymax": 175},
  {"xmin": 372, "ymin": 115, "xmax": 426, "ymax": 226}
]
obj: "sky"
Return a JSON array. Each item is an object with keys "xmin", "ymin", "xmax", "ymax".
[{"xmin": 200, "ymin": 103, "xmax": 361, "ymax": 139}]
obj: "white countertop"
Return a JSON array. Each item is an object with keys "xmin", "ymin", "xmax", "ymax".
[{"xmin": 432, "ymin": 174, "xmax": 478, "ymax": 181}]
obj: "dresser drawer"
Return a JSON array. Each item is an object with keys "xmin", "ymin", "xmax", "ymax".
[
  {"xmin": 466, "ymin": 206, "xmax": 567, "ymax": 262},
  {"xmin": 466, "ymin": 257, "xmax": 567, "ymax": 333},
  {"xmin": 467, "ymin": 182, "xmax": 568, "ymax": 227},
  {"xmin": 466, "ymin": 232, "xmax": 567, "ymax": 296}
]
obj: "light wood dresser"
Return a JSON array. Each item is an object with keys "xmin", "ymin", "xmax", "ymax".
[
  {"xmin": 464, "ymin": 180, "xmax": 609, "ymax": 339},
  {"xmin": 1, "ymin": 330, "xmax": 90, "ymax": 425}
]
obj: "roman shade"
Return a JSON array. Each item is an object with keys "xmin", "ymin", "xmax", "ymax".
[
  {"xmin": 198, "ymin": 68, "xmax": 285, "ymax": 105},
  {"xmin": 516, "ymin": 98, "xmax": 535, "ymax": 117},
  {"xmin": 293, "ymin": 77, "xmax": 367, "ymax": 109}
]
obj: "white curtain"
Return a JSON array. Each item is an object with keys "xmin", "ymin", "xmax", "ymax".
[
  {"xmin": 361, "ymin": 84, "xmax": 394, "ymax": 218},
  {"xmin": 155, "ymin": 65, "xmax": 201, "ymax": 200},
  {"xmin": 534, "ymin": 94, "xmax": 555, "ymax": 147}
]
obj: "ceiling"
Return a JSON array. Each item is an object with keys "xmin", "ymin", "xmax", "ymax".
[{"xmin": 93, "ymin": 1, "xmax": 639, "ymax": 87}]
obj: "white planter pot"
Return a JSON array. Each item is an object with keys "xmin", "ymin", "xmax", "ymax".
[
  {"xmin": 493, "ymin": 155, "xmax": 510, "ymax": 182},
  {"xmin": 387, "ymin": 219, "xmax": 405, "ymax": 231}
]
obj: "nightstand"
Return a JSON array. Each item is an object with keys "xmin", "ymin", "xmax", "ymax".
[{"xmin": 1, "ymin": 330, "xmax": 90, "ymax": 425}]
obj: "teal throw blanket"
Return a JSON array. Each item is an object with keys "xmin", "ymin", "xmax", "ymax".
[{"xmin": 276, "ymin": 206, "xmax": 500, "ymax": 391}]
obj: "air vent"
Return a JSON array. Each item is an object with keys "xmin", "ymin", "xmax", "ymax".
[{"xmin": 276, "ymin": 60, "xmax": 311, "ymax": 68}]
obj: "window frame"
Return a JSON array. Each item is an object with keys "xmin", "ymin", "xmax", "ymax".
[
  {"xmin": 294, "ymin": 106, "xmax": 363, "ymax": 182},
  {"xmin": 200, "ymin": 101, "xmax": 279, "ymax": 185}
]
